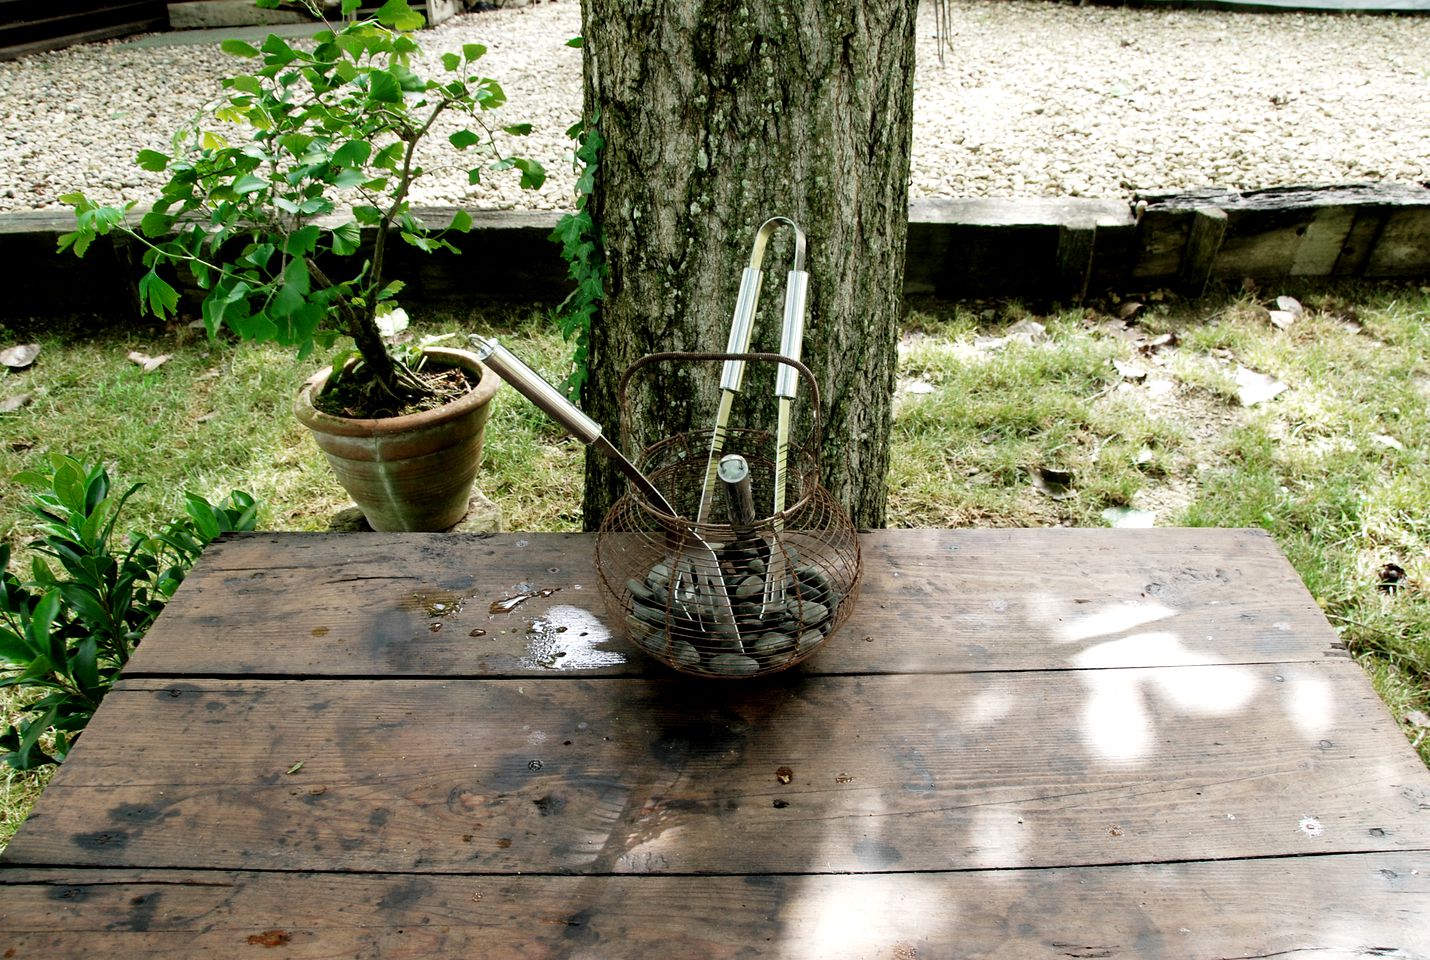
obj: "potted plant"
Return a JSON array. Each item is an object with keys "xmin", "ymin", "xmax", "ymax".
[{"xmin": 58, "ymin": 0, "xmax": 545, "ymax": 531}]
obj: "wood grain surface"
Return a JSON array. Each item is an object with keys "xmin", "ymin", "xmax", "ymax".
[
  {"xmin": 2, "ymin": 854, "xmax": 1426, "ymax": 960},
  {"xmin": 4, "ymin": 530, "xmax": 1425, "ymax": 958},
  {"xmin": 8, "ymin": 662, "xmax": 1425, "ymax": 875},
  {"xmin": 126, "ymin": 529, "xmax": 1346, "ymax": 678}
]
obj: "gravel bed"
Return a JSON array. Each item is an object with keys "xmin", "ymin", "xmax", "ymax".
[{"xmin": 1, "ymin": 0, "xmax": 1427, "ymax": 214}]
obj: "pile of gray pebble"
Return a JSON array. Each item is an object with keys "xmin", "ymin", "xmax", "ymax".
[{"xmin": 1, "ymin": 0, "xmax": 1425, "ymax": 213}]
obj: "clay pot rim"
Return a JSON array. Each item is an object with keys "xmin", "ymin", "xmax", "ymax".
[{"xmin": 293, "ymin": 346, "xmax": 499, "ymax": 437}]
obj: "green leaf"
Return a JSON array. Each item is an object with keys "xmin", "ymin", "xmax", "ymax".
[
  {"xmin": 260, "ymin": 33, "xmax": 299, "ymax": 64},
  {"xmin": 331, "ymin": 168, "xmax": 366, "ymax": 188},
  {"xmin": 565, "ymin": 36, "xmax": 584, "ymax": 48},
  {"xmin": 400, "ymin": 231, "xmax": 436, "ymax": 253},
  {"xmin": 279, "ymin": 133, "xmax": 315, "ymax": 157},
  {"xmin": 342, "ymin": 0, "xmax": 361, "ymax": 14},
  {"xmin": 138, "ymin": 271, "xmax": 180, "ymax": 319},
  {"xmin": 332, "ymin": 140, "xmax": 372, "ymax": 168},
  {"xmin": 330, "ymin": 221, "xmax": 362, "ymax": 256},
  {"xmin": 512, "ymin": 157, "xmax": 546, "ymax": 190},
  {"xmin": 441, "ymin": 52, "xmax": 461, "ymax": 72},
  {"xmin": 463, "ymin": 43, "xmax": 486, "ymax": 61},
  {"xmin": 373, "ymin": 142, "xmax": 404, "ymax": 171},
  {"xmin": 57, "ymin": 230, "xmax": 91, "ymax": 257},
  {"xmin": 352, "ymin": 204, "xmax": 384, "ymax": 226},
  {"xmin": 376, "ymin": 0, "xmax": 425, "ymax": 31},
  {"xmin": 221, "ymin": 38, "xmax": 260, "ymax": 58},
  {"xmin": 255, "ymin": 0, "xmax": 281, "ymax": 7},
  {"xmin": 285, "ymin": 225, "xmax": 322, "ymax": 257},
  {"xmin": 448, "ymin": 129, "xmax": 481, "ymax": 150},
  {"xmin": 233, "ymin": 173, "xmax": 267, "ymax": 195},
  {"xmin": 226, "ymin": 74, "xmax": 263, "ymax": 96},
  {"xmin": 184, "ymin": 494, "xmax": 221, "ymax": 541},
  {"xmin": 135, "ymin": 149, "xmax": 169, "ymax": 172},
  {"xmin": 367, "ymin": 70, "xmax": 402, "ymax": 104},
  {"xmin": 139, "ymin": 211, "xmax": 175, "ymax": 238},
  {"xmin": 448, "ymin": 209, "xmax": 472, "ymax": 233},
  {"xmin": 272, "ymin": 257, "xmax": 311, "ymax": 318},
  {"xmin": 502, "ymin": 123, "xmax": 532, "ymax": 136},
  {"xmin": 73, "ymin": 636, "xmax": 100, "ymax": 694},
  {"xmin": 475, "ymin": 79, "xmax": 506, "ymax": 109}
]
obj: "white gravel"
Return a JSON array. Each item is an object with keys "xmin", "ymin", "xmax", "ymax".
[{"xmin": 1, "ymin": 0, "xmax": 1427, "ymax": 213}]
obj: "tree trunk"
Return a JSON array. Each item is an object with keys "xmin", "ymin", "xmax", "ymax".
[{"xmin": 579, "ymin": 0, "xmax": 917, "ymax": 531}]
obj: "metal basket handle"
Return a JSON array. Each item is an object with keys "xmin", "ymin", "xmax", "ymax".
[{"xmin": 616, "ymin": 350, "xmax": 823, "ymax": 459}]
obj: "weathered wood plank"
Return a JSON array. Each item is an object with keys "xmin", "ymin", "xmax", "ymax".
[
  {"xmin": 1177, "ymin": 207, "xmax": 1227, "ymax": 295},
  {"xmin": 1055, "ymin": 221, "xmax": 1097, "ymax": 303},
  {"xmin": 1, "ymin": 854, "xmax": 1426, "ymax": 959},
  {"xmin": 1290, "ymin": 204, "xmax": 1358, "ymax": 276},
  {"xmin": 1367, "ymin": 206, "xmax": 1430, "ymax": 277},
  {"xmin": 1132, "ymin": 183, "xmax": 1430, "ymax": 286},
  {"xmin": 8, "ymin": 662, "xmax": 1427, "ymax": 875},
  {"xmin": 126, "ymin": 529, "xmax": 1346, "ymax": 678}
]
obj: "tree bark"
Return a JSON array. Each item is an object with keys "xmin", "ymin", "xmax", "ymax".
[{"xmin": 579, "ymin": 0, "xmax": 917, "ymax": 531}]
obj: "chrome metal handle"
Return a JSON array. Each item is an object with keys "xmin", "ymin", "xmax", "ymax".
[
  {"xmin": 776, "ymin": 269, "xmax": 809, "ymax": 399},
  {"xmin": 469, "ymin": 336, "xmax": 602, "ymax": 445}
]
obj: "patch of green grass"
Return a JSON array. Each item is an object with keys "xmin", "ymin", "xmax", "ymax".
[
  {"xmin": 890, "ymin": 305, "xmax": 1186, "ymax": 527},
  {"xmin": 1176, "ymin": 287, "xmax": 1430, "ymax": 764}
]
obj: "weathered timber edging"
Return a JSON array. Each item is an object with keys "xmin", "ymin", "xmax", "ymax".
[{"xmin": 3, "ymin": 182, "xmax": 1427, "ymax": 319}]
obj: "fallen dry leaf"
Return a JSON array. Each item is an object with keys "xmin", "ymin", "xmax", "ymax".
[
  {"xmin": 1118, "ymin": 301, "xmax": 1144, "ymax": 320},
  {"xmin": 128, "ymin": 351, "xmax": 172, "ymax": 373},
  {"xmin": 1113, "ymin": 359, "xmax": 1148, "ymax": 381},
  {"xmin": 1275, "ymin": 295, "xmax": 1304, "ymax": 317},
  {"xmin": 775, "ymin": 766, "xmax": 794, "ymax": 785},
  {"xmin": 1371, "ymin": 434, "xmax": 1404, "ymax": 452},
  {"xmin": 1, "ymin": 343, "xmax": 40, "ymax": 369},
  {"xmin": 1235, "ymin": 366, "xmax": 1288, "ymax": 407},
  {"xmin": 900, "ymin": 378, "xmax": 936, "ymax": 395},
  {"xmin": 1005, "ymin": 319, "xmax": 1047, "ymax": 344},
  {"xmin": 1033, "ymin": 466, "xmax": 1076, "ymax": 500},
  {"xmin": 1139, "ymin": 332, "xmax": 1178, "ymax": 354},
  {"xmin": 0, "ymin": 392, "xmax": 34, "ymax": 414},
  {"xmin": 1268, "ymin": 310, "xmax": 1297, "ymax": 330},
  {"xmin": 1102, "ymin": 506, "xmax": 1155, "ymax": 529}
]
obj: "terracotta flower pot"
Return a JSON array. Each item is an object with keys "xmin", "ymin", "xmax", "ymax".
[{"xmin": 293, "ymin": 347, "xmax": 500, "ymax": 532}]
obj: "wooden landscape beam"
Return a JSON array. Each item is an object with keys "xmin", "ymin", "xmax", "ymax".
[{"xmin": 3, "ymin": 183, "xmax": 1428, "ymax": 320}]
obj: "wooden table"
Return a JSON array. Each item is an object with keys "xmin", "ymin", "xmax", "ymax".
[{"xmin": 2, "ymin": 529, "xmax": 1428, "ymax": 957}]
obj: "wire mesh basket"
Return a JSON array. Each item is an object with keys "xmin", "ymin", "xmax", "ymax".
[{"xmin": 594, "ymin": 352, "xmax": 862, "ymax": 678}]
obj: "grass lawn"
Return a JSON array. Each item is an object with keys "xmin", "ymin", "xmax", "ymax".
[{"xmin": 1, "ymin": 282, "xmax": 1426, "ymax": 850}]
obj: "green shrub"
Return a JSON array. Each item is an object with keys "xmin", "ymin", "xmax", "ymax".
[{"xmin": 0, "ymin": 456, "xmax": 257, "ymax": 769}]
